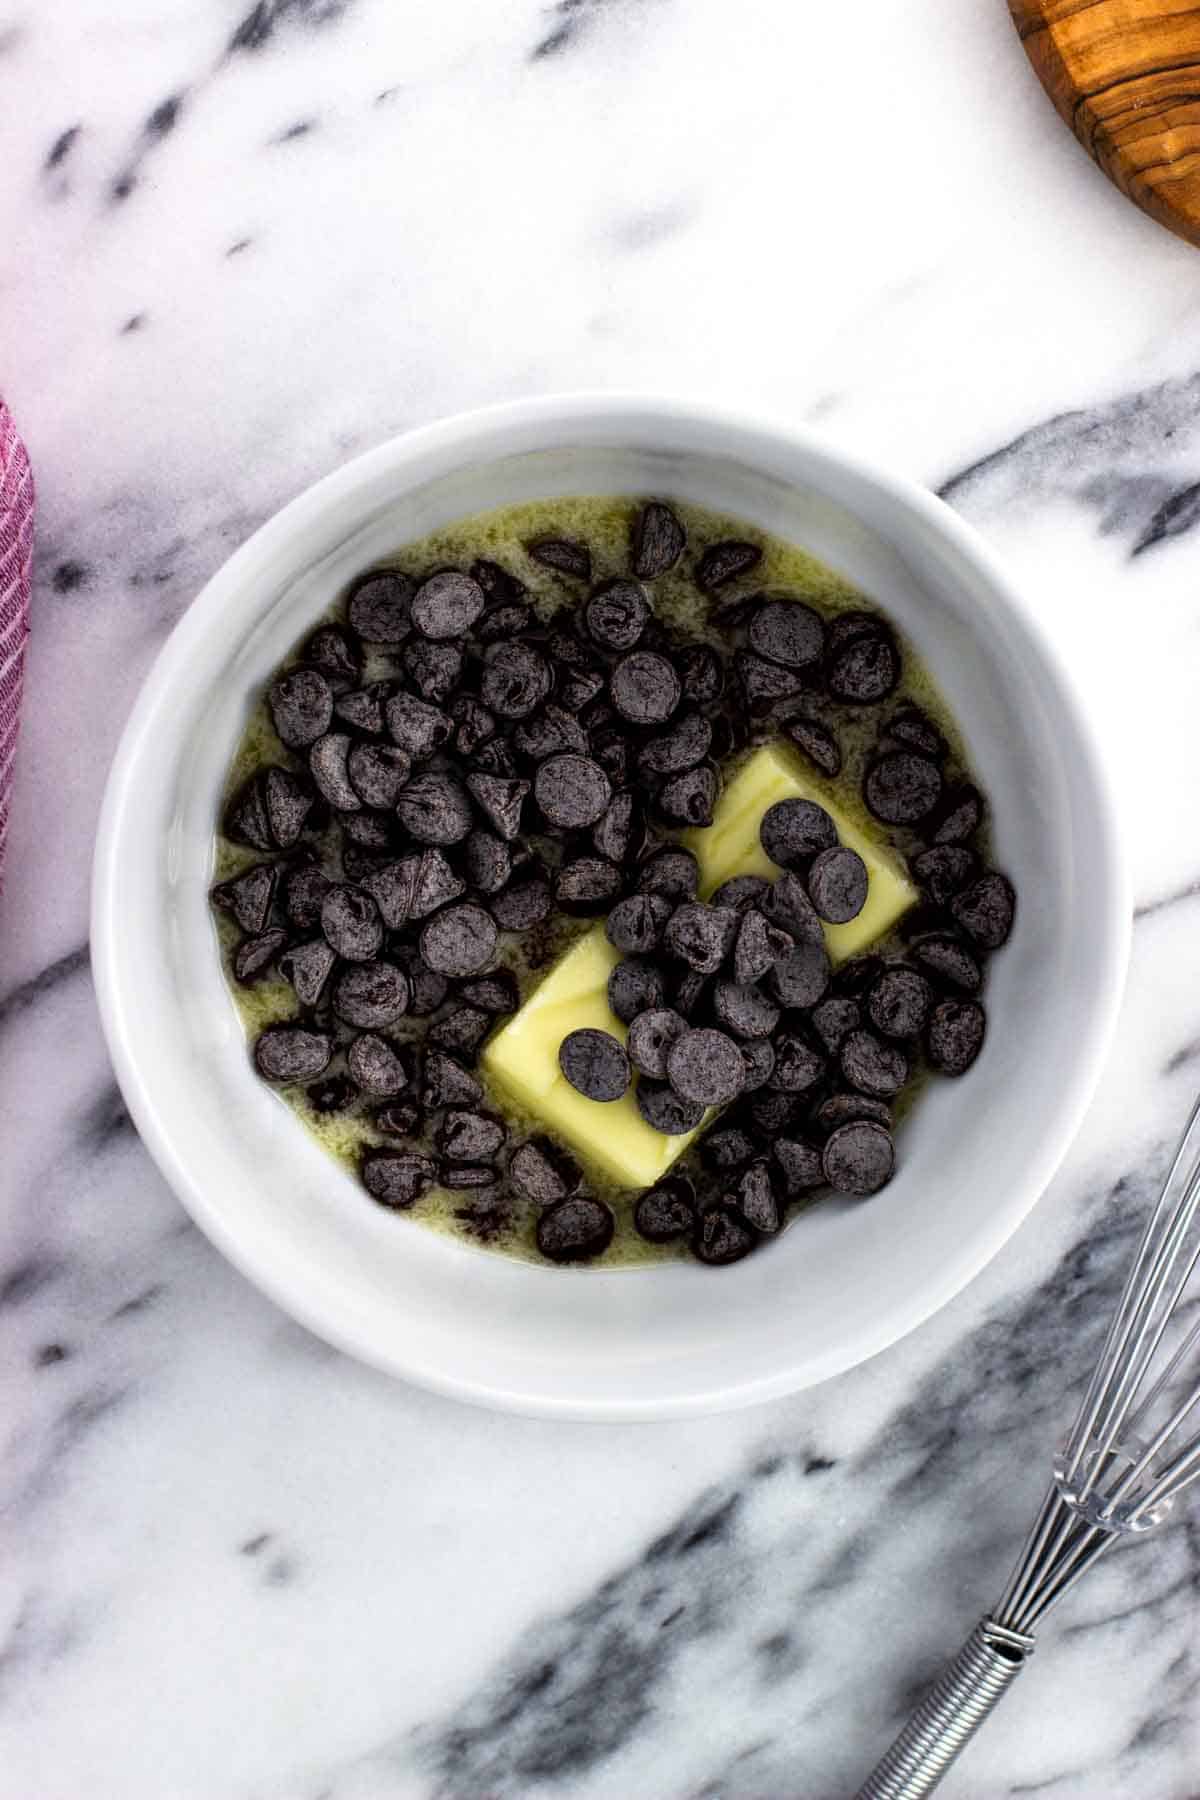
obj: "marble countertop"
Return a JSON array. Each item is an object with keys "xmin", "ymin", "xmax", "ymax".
[{"xmin": 3, "ymin": 3, "xmax": 1200, "ymax": 1795}]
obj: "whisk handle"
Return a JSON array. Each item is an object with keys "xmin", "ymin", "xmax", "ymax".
[{"xmin": 853, "ymin": 1618, "xmax": 1035, "ymax": 1800}]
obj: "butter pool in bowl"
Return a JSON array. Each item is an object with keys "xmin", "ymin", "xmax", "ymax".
[{"xmin": 92, "ymin": 396, "xmax": 1128, "ymax": 1418}]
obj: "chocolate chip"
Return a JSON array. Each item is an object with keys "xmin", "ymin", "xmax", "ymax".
[
  {"xmin": 782, "ymin": 714, "xmax": 842, "ymax": 778},
  {"xmin": 561, "ymin": 665, "xmax": 606, "ymax": 712},
  {"xmin": 340, "ymin": 808, "xmax": 394, "ymax": 850},
  {"xmin": 411, "ymin": 848, "xmax": 466, "ymax": 919},
  {"xmin": 348, "ymin": 1033, "xmax": 412, "ymax": 1096},
  {"xmin": 592, "ymin": 789, "xmax": 645, "ymax": 866},
  {"xmin": 634, "ymin": 1177, "xmax": 695, "ymax": 1242},
  {"xmin": 336, "ymin": 682, "xmax": 393, "ymax": 737},
  {"xmin": 537, "ymin": 1195, "xmax": 614, "ymax": 1263},
  {"xmin": 555, "ymin": 854, "xmax": 624, "ymax": 912},
  {"xmin": 411, "ymin": 570, "xmax": 485, "ymax": 640},
  {"xmin": 606, "ymin": 894, "xmax": 669, "ymax": 955},
  {"xmin": 748, "ymin": 599, "xmax": 824, "ymax": 669},
  {"xmin": 745, "ymin": 1090, "xmax": 803, "ymax": 1135},
  {"xmin": 529, "ymin": 537, "xmax": 591, "ymax": 581},
  {"xmin": 840, "ymin": 1029, "xmax": 908, "ymax": 1098},
  {"xmin": 864, "ymin": 753, "xmax": 943, "ymax": 826},
  {"xmin": 509, "ymin": 1136, "xmax": 579, "ymax": 1206},
  {"xmin": 713, "ymin": 978, "xmax": 780, "ymax": 1039},
  {"xmin": 911, "ymin": 845, "xmax": 977, "ymax": 906},
  {"xmin": 927, "ymin": 998, "xmax": 986, "ymax": 1075},
  {"xmin": 233, "ymin": 927, "xmax": 286, "ymax": 983},
  {"xmin": 671, "ymin": 968, "xmax": 711, "ymax": 1021},
  {"xmin": 667, "ymin": 1027, "xmax": 745, "ymax": 1106},
  {"xmin": 590, "ymin": 728, "xmax": 630, "ymax": 788},
  {"xmin": 282, "ymin": 862, "xmax": 330, "ymax": 931},
  {"xmin": 436, "ymin": 1109, "xmax": 505, "ymax": 1162},
  {"xmin": 254, "ymin": 1025, "xmax": 331, "ymax": 1083},
  {"xmin": 558, "ymin": 1027, "xmax": 630, "ymax": 1100},
  {"xmin": 702, "ymin": 1126, "xmax": 757, "ymax": 1172},
  {"xmin": 471, "ymin": 558, "xmax": 526, "ymax": 605},
  {"xmin": 868, "ymin": 966, "xmax": 932, "ymax": 1040},
  {"xmin": 304, "ymin": 624, "xmax": 362, "ymax": 690},
  {"xmin": 826, "ymin": 629, "xmax": 899, "ymax": 704},
  {"xmin": 211, "ymin": 861, "xmax": 277, "ymax": 934},
  {"xmin": 710, "ymin": 590, "xmax": 759, "ymax": 630},
  {"xmin": 610, "ymin": 651, "xmax": 681, "ymax": 725},
  {"xmin": 632, "ymin": 501, "xmax": 686, "ymax": 578},
  {"xmin": 515, "ymin": 703, "xmax": 590, "ymax": 762},
  {"xmin": 625, "ymin": 1006, "xmax": 687, "ymax": 1079},
  {"xmin": 422, "ymin": 1048, "xmax": 483, "ymax": 1110},
  {"xmin": 396, "ymin": 772, "xmax": 473, "ymax": 845},
  {"xmin": 307, "ymin": 1075, "xmax": 359, "ymax": 1114},
  {"xmin": 490, "ymin": 876, "xmax": 552, "ymax": 932},
  {"xmin": 269, "ymin": 668, "xmax": 334, "ymax": 749},
  {"xmin": 405, "ymin": 639, "xmax": 464, "ymax": 703},
  {"xmin": 478, "ymin": 602, "xmax": 536, "ymax": 645},
  {"xmin": 930, "ymin": 784, "xmax": 983, "ymax": 845},
  {"xmin": 950, "ymin": 873, "xmax": 1015, "ymax": 950},
  {"xmin": 736, "ymin": 652, "xmax": 808, "ymax": 711},
  {"xmin": 459, "ymin": 969, "xmax": 518, "ymax": 1014},
  {"xmin": 481, "ymin": 640, "xmax": 553, "ymax": 719},
  {"xmin": 765, "ymin": 871, "xmax": 824, "ymax": 944},
  {"xmin": 427, "ymin": 1003, "xmax": 492, "ymax": 1057},
  {"xmin": 810, "ymin": 996, "xmax": 860, "ymax": 1053},
  {"xmin": 774, "ymin": 1136, "xmax": 825, "ymax": 1194},
  {"xmin": 464, "ymin": 829, "xmax": 512, "ymax": 895},
  {"xmin": 393, "ymin": 948, "xmax": 449, "ymax": 1016},
  {"xmin": 770, "ymin": 1033, "xmax": 825, "ymax": 1094},
  {"xmin": 909, "ymin": 934, "xmax": 982, "ymax": 994},
  {"xmin": 732, "ymin": 909, "xmax": 789, "ymax": 987},
  {"xmin": 659, "ymin": 762, "xmax": 720, "ymax": 831},
  {"xmin": 823, "ymin": 1121, "xmax": 895, "ymax": 1196},
  {"xmin": 664, "ymin": 901, "xmax": 736, "ymax": 974},
  {"xmin": 833, "ymin": 954, "xmax": 884, "ymax": 997},
  {"xmin": 807, "ymin": 846, "xmax": 868, "ymax": 923},
  {"xmin": 385, "ymin": 693, "xmax": 453, "ymax": 759},
  {"xmin": 321, "ymin": 884, "xmax": 383, "ymax": 960},
  {"xmin": 333, "ymin": 960, "xmax": 410, "ymax": 1028},
  {"xmin": 307, "ymin": 733, "xmax": 359, "ymax": 812},
  {"xmin": 347, "ymin": 569, "xmax": 414, "ymax": 643},
  {"xmin": 420, "ymin": 903, "xmax": 498, "ymax": 977},
  {"xmin": 677, "ymin": 643, "xmax": 725, "ymax": 707},
  {"xmin": 638, "ymin": 712, "xmax": 712, "ymax": 779},
  {"xmin": 531, "ymin": 753, "xmax": 610, "ymax": 831},
  {"xmin": 347, "ymin": 743, "xmax": 411, "ymax": 810},
  {"xmin": 450, "ymin": 697, "xmax": 496, "ymax": 757},
  {"xmin": 264, "ymin": 769, "xmax": 315, "ymax": 847},
  {"xmin": 360, "ymin": 857, "xmax": 416, "ymax": 928},
  {"xmin": 739, "ymin": 1038, "xmax": 776, "ymax": 1090},
  {"xmin": 607, "ymin": 958, "xmax": 667, "ymax": 1025},
  {"xmin": 761, "ymin": 798, "xmax": 837, "ymax": 870},
  {"xmin": 770, "ymin": 941, "xmax": 830, "ymax": 1010},
  {"xmin": 362, "ymin": 1150, "xmax": 435, "ymax": 1209},
  {"xmin": 441, "ymin": 1163, "xmax": 498, "ymax": 1190},
  {"xmin": 731, "ymin": 1161, "xmax": 780, "ymax": 1234},
  {"xmin": 373, "ymin": 1100, "xmax": 423, "ymax": 1137},
  {"xmin": 585, "ymin": 579, "xmax": 650, "ymax": 651},
  {"xmin": 636, "ymin": 1079, "xmax": 705, "ymax": 1135},
  {"xmin": 711, "ymin": 874, "xmax": 770, "ymax": 914},
  {"xmin": 692, "ymin": 1204, "xmax": 755, "ymax": 1264},
  {"xmin": 279, "ymin": 937, "xmax": 336, "ymax": 1007},
  {"xmin": 813, "ymin": 1092, "xmax": 892, "ymax": 1135},
  {"xmin": 462, "ymin": 771, "xmax": 527, "ymax": 841},
  {"xmin": 637, "ymin": 846, "xmax": 699, "ymax": 902},
  {"xmin": 697, "ymin": 540, "xmax": 761, "ymax": 591},
  {"xmin": 886, "ymin": 705, "xmax": 945, "ymax": 759}
]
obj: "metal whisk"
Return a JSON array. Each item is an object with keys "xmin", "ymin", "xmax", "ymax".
[{"xmin": 856, "ymin": 1091, "xmax": 1200, "ymax": 1799}]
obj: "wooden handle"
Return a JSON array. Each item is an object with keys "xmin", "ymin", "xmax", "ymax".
[{"xmin": 1010, "ymin": 0, "xmax": 1200, "ymax": 248}]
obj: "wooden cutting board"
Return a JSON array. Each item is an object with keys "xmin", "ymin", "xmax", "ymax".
[{"xmin": 1010, "ymin": 0, "xmax": 1200, "ymax": 248}]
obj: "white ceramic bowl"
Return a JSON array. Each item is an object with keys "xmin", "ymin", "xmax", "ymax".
[{"xmin": 92, "ymin": 395, "xmax": 1128, "ymax": 1420}]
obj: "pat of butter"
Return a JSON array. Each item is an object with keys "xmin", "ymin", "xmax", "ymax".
[{"xmin": 482, "ymin": 740, "xmax": 917, "ymax": 1190}]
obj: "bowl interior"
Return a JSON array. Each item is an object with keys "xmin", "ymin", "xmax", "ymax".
[{"xmin": 94, "ymin": 406, "xmax": 1126, "ymax": 1418}]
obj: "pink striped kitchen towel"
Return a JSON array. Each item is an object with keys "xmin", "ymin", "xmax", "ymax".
[{"xmin": 0, "ymin": 397, "xmax": 34, "ymax": 891}]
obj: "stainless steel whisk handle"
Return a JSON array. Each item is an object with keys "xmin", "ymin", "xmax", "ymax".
[{"xmin": 854, "ymin": 1619, "xmax": 1035, "ymax": 1799}]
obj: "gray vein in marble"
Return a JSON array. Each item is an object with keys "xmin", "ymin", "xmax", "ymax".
[
  {"xmin": 228, "ymin": 0, "xmax": 351, "ymax": 57},
  {"xmin": 532, "ymin": 0, "xmax": 658, "ymax": 62},
  {"xmin": 0, "ymin": 943, "xmax": 89, "ymax": 1028},
  {"xmin": 939, "ymin": 370, "xmax": 1200, "ymax": 558},
  {"xmin": 1135, "ymin": 878, "xmax": 1200, "ymax": 921}
]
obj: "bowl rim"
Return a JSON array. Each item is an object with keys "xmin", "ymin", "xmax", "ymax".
[{"xmin": 91, "ymin": 391, "xmax": 1130, "ymax": 1418}]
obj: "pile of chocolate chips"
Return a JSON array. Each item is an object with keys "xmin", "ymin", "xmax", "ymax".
[{"xmin": 211, "ymin": 501, "xmax": 1014, "ymax": 1267}]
